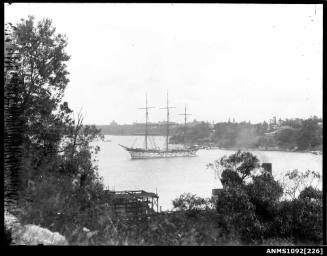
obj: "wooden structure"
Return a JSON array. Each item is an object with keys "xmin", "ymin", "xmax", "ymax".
[{"xmin": 103, "ymin": 190, "xmax": 159, "ymax": 218}]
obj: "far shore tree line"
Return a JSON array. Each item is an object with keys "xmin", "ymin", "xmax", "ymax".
[
  {"xmin": 170, "ymin": 117, "xmax": 322, "ymax": 151},
  {"xmin": 4, "ymin": 16, "xmax": 322, "ymax": 245},
  {"xmin": 97, "ymin": 116, "xmax": 322, "ymax": 152}
]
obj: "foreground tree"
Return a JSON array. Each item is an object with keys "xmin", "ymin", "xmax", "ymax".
[
  {"xmin": 208, "ymin": 150, "xmax": 261, "ymax": 185},
  {"xmin": 5, "ymin": 16, "xmax": 73, "ymax": 192},
  {"xmin": 5, "ymin": 16, "xmax": 104, "ymax": 241},
  {"xmin": 208, "ymin": 151, "xmax": 322, "ymax": 244}
]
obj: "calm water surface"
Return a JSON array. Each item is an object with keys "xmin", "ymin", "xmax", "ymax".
[{"xmin": 94, "ymin": 135, "xmax": 322, "ymax": 210}]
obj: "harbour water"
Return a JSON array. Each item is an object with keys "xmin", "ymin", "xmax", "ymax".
[{"xmin": 94, "ymin": 135, "xmax": 323, "ymax": 211}]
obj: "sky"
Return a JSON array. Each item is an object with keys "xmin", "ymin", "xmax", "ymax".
[{"xmin": 5, "ymin": 3, "xmax": 323, "ymax": 125}]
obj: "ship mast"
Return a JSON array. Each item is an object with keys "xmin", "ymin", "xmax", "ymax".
[
  {"xmin": 179, "ymin": 104, "xmax": 191, "ymax": 147},
  {"xmin": 160, "ymin": 90, "xmax": 175, "ymax": 151},
  {"xmin": 138, "ymin": 93, "xmax": 154, "ymax": 150}
]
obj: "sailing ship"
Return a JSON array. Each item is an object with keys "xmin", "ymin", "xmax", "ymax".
[{"xmin": 119, "ymin": 92, "xmax": 199, "ymax": 159}]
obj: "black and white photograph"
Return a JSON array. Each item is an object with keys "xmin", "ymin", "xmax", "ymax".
[{"xmin": 4, "ymin": 3, "xmax": 324, "ymax": 246}]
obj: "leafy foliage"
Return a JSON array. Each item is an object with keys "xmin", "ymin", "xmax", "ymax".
[
  {"xmin": 208, "ymin": 150, "xmax": 260, "ymax": 184},
  {"xmin": 208, "ymin": 151, "xmax": 322, "ymax": 244},
  {"xmin": 4, "ymin": 16, "xmax": 104, "ymax": 240},
  {"xmin": 172, "ymin": 193, "xmax": 212, "ymax": 213},
  {"xmin": 280, "ymin": 169, "xmax": 322, "ymax": 200},
  {"xmin": 246, "ymin": 173, "xmax": 283, "ymax": 222},
  {"xmin": 270, "ymin": 196, "xmax": 322, "ymax": 244}
]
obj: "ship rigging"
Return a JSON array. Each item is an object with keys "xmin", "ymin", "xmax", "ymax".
[{"xmin": 119, "ymin": 91, "xmax": 199, "ymax": 159}]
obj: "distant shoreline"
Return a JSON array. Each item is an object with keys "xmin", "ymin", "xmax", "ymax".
[
  {"xmin": 215, "ymin": 147, "xmax": 322, "ymax": 155},
  {"xmin": 100, "ymin": 134, "xmax": 322, "ymax": 155}
]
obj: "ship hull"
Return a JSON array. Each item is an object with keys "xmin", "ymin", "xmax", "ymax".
[
  {"xmin": 129, "ymin": 150, "xmax": 198, "ymax": 159},
  {"xmin": 119, "ymin": 145, "xmax": 198, "ymax": 159}
]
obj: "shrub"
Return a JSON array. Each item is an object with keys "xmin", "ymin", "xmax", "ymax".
[
  {"xmin": 215, "ymin": 186, "xmax": 264, "ymax": 243},
  {"xmin": 269, "ymin": 187, "xmax": 322, "ymax": 244},
  {"xmin": 209, "ymin": 151, "xmax": 322, "ymax": 244},
  {"xmin": 172, "ymin": 193, "xmax": 212, "ymax": 213},
  {"xmin": 246, "ymin": 173, "xmax": 283, "ymax": 221},
  {"xmin": 220, "ymin": 168, "xmax": 243, "ymax": 187},
  {"xmin": 298, "ymin": 186, "xmax": 322, "ymax": 201}
]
